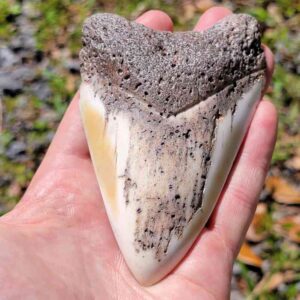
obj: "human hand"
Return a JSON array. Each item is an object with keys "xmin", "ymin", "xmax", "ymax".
[{"xmin": 0, "ymin": 7, "xmax": 277, "ymax": 300}]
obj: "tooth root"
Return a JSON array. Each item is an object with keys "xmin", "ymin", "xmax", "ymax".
[{"xmin": 79, "ymin": 12, "xmax": 266, "ymax": 285}]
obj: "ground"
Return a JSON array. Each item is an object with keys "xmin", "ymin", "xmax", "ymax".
[{"xmin": 0, "ymin": 0, "xmax": 299, "ymax": 299}]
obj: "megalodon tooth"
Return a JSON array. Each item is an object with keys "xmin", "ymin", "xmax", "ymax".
[{"xmin": 79, "ymin": 13, "xmax": 266, "ymax": 285}]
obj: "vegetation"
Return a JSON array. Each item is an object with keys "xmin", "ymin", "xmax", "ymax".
[{"xmin": 0, "ymin": 0, "xmax": 299, "ymax": 298}]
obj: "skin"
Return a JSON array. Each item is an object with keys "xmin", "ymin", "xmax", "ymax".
[{"xmin": 0, "ymin": 7, "xmax": 277, "ymax": 300}]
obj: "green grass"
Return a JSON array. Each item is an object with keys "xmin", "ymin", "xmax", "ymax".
[{"xmin": 0, "ymin": 0, "xmax": 21, "ymax": 40}]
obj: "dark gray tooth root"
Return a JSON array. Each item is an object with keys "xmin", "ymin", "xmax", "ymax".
[
  {"xmin": 79, "ymin": 13, "xmax": 266, "ymax": 285},
  {"xmin": 80, "ymin": 13, "xmax": 265, "ymax": 116}
]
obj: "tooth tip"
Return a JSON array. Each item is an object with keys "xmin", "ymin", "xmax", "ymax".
[{"xmin": 80, "ymin": 80, "xmax": 264, "ymax": 284}]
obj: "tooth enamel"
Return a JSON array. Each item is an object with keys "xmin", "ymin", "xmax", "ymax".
[{"xmin": 79, "ymin": 13, "xmax": 266, "ymax": 285}]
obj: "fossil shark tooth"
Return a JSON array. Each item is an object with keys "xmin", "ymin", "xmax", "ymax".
[{"xmin": 79, "ymin": 13, "xmax": 266, "ymax": 285}]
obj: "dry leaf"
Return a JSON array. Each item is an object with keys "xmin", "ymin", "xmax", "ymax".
[
  {"xmin": 273, "ymin": 203, "xmax": 300, "ymax": 218},
  {"xmin": 285, "ymin": 147, "xmax": 300, "ymax": 170},
  {"xmin": 246, "ymin": 203, "xmax": 269, "ymax": 242},
  {"xmin": 237, "ymin": 242, "xmax": 263, "ymax": 268},
  {"xmin": 195, "ymin": 0, "xmax": 216, "ymax": 12},
  {"xmin": 181, "ymin": 2, "xmax": 196, "ymax": 22},
  {"xmin": 274, "ymin": 215, "xmax": 300, "ymax": 243},
  {"xmin": 237, "ymin": 277, "xmax": 248, "ymax": 295},
  {"xmin": 253, "ymin": 271, "xmax": 297, "ymax": 294},
  {"xmin": 66, "ymin": 74, "xmax": 77, "ymax": 93},
  {"xmin": 8, "ymin": 182, "xmax": 22, "ymax": 198},
  {"xmin": 265, "ymin": 176, "xmax": 300, "ymax": 204},
  {"xmin": 285, "ymin": 155, "xmax": 300, "ymax": 170},
  {"xmin": 267, "ymin": 4, "xmax": 284, "ymax": 23}
]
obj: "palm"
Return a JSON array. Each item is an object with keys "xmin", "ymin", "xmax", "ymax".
[
  {"xmin": 0, "ymin": 160, "xmax": 224, "ymax": 299},
  {"xmin": 0, "ymin": 8, "xmax": 277, "ymax": 300}
]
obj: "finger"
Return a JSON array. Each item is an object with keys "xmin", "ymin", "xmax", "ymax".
[
  {"xmin": 136, "ymin": 10, "xmax": 173, "ymax": 31},
  {"xmin": 194, "ymin": 6, "xmax": 232, "ymax": 31},
  {"xmin": 22, "ymin": 92, "xmax": 90, "ymax": 196},
  {"xmin": 263, "ymin": 45, "xmax": 274, "ymax": 91}
]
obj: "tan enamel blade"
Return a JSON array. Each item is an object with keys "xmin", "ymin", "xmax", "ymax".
[{"xmin": 80, "ymin": 79, "xmax": 263, "ymax": 285}]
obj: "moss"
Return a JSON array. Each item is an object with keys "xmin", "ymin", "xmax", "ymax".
[{"xmin": 0, "ymin": 0, "xmax": 21, "ymax": 40}]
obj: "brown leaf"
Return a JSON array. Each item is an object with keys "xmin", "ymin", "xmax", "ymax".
[
  {"xmin": 274, "ymin": 215, "xmax": 300, "ymax": 243},
  {"xmin": 253, "ymin": 271, "xmax": 297, "ymax": 294},
  {"xmin": 246, "ymin": 203, "xmax": 269, "ymax": 242},
  {"xmin": 267, "ymin": 4, "xmax": 284, "ymax": 23},
  {"xmin": 195, "ymin": 0, "xmax": 216, "ymax": 12},
  {"xmin": 236, "ymin": 277, "xmax": 248, "ymax": 295},
  {"xmin": 181, "ymin": 2, "xmax": 196, "ymax": 22},
  {"xmin": 265, "ymin": 175, "xmax": 300, "ymax": 204},
  {"xmin": 237, "ymin": 242, "xmax": 263, "ymax": 268},
  {"xmin": 8, "ymin": 182, "xmax": 22, "ymax": 198},
  {"xmin": 66, "ymin": 74, "xmax": 77, "ymax": 93},
  {"xmin": 273, "ymin": 203, "xmax": 300, "ymax": 218},
  {"xmin": 285, "ymin": 156, "xmax": 300, "ymax": 170},
  {"xmin": 285, "ymin": 146, "xmax": 300, "ymax": 170}
]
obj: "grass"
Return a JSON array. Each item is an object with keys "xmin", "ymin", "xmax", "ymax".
[{"xmin": 0, "ymin": 0, "xmax": 21, "ymax": 41}]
